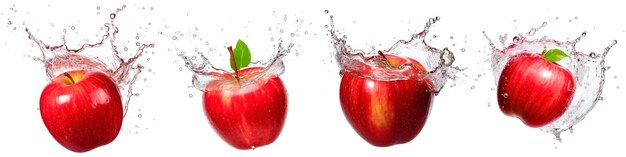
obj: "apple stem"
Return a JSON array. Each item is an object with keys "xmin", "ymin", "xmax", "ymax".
[
  {"xmin": 227, "ymin": 46, "xmax": 241, "ymax": 83},
  {"xmin": 377, "ymin": 51, "xmax": 392, "ymax": 67},
  {"xmin": 63, "ymin": 72, "xmax": 75, "ymax": 84}
]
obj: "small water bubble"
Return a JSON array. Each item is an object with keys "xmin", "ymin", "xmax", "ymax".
[
  {"xmin": 96, "ymin": 6, "xmax": 100, "ymax": 10},
  {"xmin": 324, "ymin": 10, "xmax": 329, "ymax": 14},
  {"xmin": 295, "ymin": 52, "xmax": 300, "ymax": 56},
  {"xmin": 470, "ymin": 85, "xmax": 475, "ymax": 90},
  {"xmin": 172, "ymin": 36, "xmax": 178, "ymax": 40},
  {"xmin": 270, "ymin": 37, "xmax": 274, "ymax": 41},
  {"xmin": 136, "ymin": 42, "xmax": 140, "ymax": 46},
  {"xmin": 589, "ymin": 52, "xmax": 596, "ymax": 57},
  {"xmin": 432, "ymin": 35, "xmax": 437, "ymax": 38},
  {"xmin": 279, "ymin": 29, "xmax": 284, "ymax": 33},
  {"xmin": 110, "ymin": 13, "xmax": 116, "ymax": 19},
  {"xmin": 461, "ymin": 48, "xmax": 466, "ymax": 52},
  {"xmin": 189, "ymin": 94, "xmax": 193, "ymax": 98},
  {"xmin": 304, "ymin": 31, "xmax": 308, "ymax": 35},
  {"xmin": 290, "ymin": 33, "xmax": 295, "ymax": 37},
  {"xmin": 502, "ymin": 93, "xmax": 508, "ymax": 98},
  {"xmin": 324, "ymin": 25, "xmax": 328, "ymax": 28},
  {"xmin": 138, "ymin": 114, "xmax": 142, "ymax": 118},
  {"xmin": 179, "ymin": 67, "xmax": 183, "ymax": 71},
  {"xmin": 124, "ymin": 47, "xmax": 128, "ymax": 51}
]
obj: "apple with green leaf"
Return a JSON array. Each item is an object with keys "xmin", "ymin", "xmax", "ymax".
[
  {"xmin": 497, "ymin": 49, "xmax": 575, "ymax": 127},
  {"xmin": 202, "ymin": 39, "xmax": 288, "ymax": 150}
]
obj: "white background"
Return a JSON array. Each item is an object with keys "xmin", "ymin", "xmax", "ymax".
[{"xmin": 1, "ymin": 0, "xmax": 625, "ymax": 156}]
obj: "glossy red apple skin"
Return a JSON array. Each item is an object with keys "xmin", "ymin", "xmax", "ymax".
[
  {"xmin": 339, "ymin": 54, "xmax": 433, "ymax": 147},
  {"xmin": 497, "ymin": 52, "xmax": 575, "ymax": 128},
  {"xmin": 40, "ymin": 70, "xmax": 123, "ymax": 152},
  {"xmin": 203, "ymin": 67, "xmax": 288, "ymax": 150}
]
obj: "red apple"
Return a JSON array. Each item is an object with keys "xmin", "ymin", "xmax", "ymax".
[
  {"xmin": 40, "ymin": 70, "xmax": 123, "ymax": 152},
  {"xmin": 203, "ymin": 67, "xmax": 288, "ymax": 150},
  {"xmin": 339, "ymin": 53, "xmax": 434, "ymax": 147},
  {"xmin": 497, "ymin": 52, "xmax": 575, "ymax": 127}
]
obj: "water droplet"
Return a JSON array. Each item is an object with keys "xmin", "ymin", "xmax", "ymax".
[
  {"xmin": 432, "ymin": 35, "xmax": 437, "ymax": 38},
  {"xmin": 172, "ymin": 36, "xmax": 178, "ymax": 40},
  {"xmin": 189, "ymin": 94, "xmax": 193, "ymax": 98},
  {"xmin": 251, "ymin": 146, "xmax": 256, "ymax": 150},
  {"xmin": 110, "ymin": 13, "xmax": 116, "ymax": 19},
  {"xmin": 179, "ymin": 67, "xmax": 183, "ymax": 71},
  {"xmin": 279, "ymin": 29, "xmax": 284, "ymax": 33},
  {"xmin": 589, "ymin": 52, "xmax": 596, "ymax": 57},
  {"xmin": 290, "ymin": 33, "xmax": 295, "ymax": 37},
  {"xmin": 295, "ymin": 52, "xmax": 300, "ymax": 56},
  {"xmin": 96, "ymin": 6, "xmax": 100, "ymax": 10},
  {"xmin": 461, "ymin": 48, "xmax": 466, "ymax": 52},
  {"xmin": 324, "ymin": 10, "xmax": 329, "ymax": 14},
  {"xmin": 138, "ymin": 114, "xmax": 142, "ymax": 118},
  {"xmin": 502, "ymin": 93, "xmax": 508, "ymax": 98},
  {"xmin": 324, "ymin": 25, "xmax": 329, "ymax": 28}
]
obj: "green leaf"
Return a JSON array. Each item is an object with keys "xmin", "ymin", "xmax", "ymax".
[
  {"xmin": 230, "ymin": 39, "xmax": 252, "ymax": 71},
  {"xmin": 543, "ymin": 49, "xmax": 569, "ymax": 62}
]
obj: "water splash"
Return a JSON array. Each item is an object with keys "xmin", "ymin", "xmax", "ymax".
[
  {"xmin": 26, "ymin": 5, "xmax": 154, "ymax": 117},
  {"xmin": 485, "ymin": 22, "xmax": 617, "ymax": 140},
  {"xmin": 174, "ymin": 12, "xmax": 300, "ymax": 92},
  {"xmin": 329, "ymin": 13, "xmax": 459, "ymax": 95}
]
